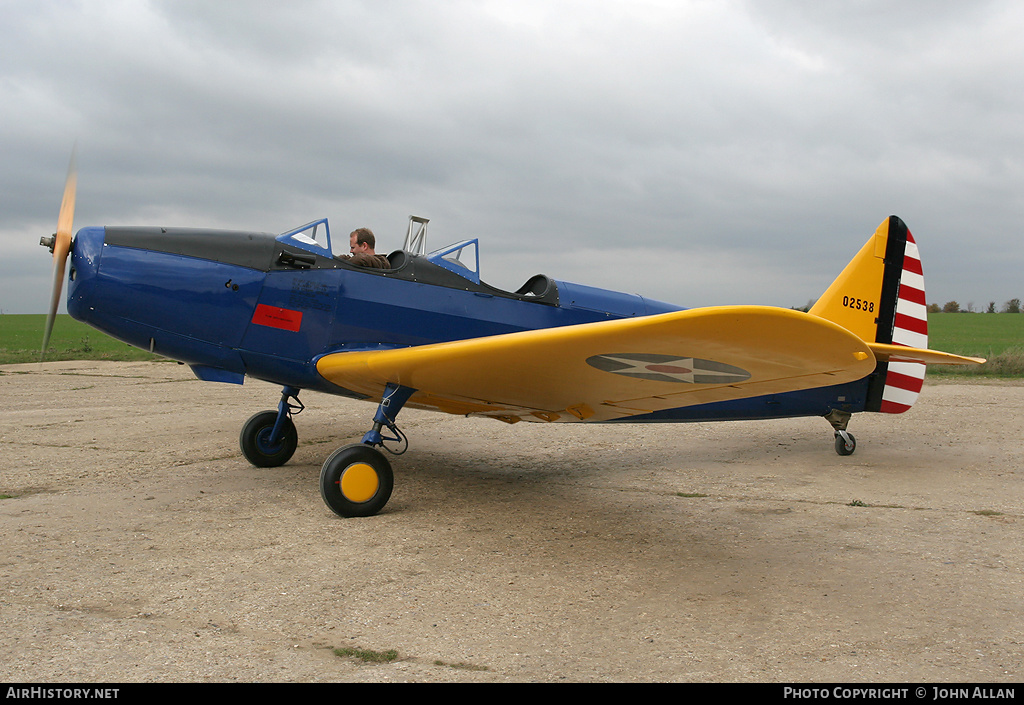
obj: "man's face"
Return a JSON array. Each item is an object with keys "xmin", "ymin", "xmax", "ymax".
[{"xmin": 349, "ymin": 234, "xmax": 369, "ymax": 254}]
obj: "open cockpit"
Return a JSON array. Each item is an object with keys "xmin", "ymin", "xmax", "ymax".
[{"xmin": 277, "ymin": 215, "xmax": 560, "ymax": 305}]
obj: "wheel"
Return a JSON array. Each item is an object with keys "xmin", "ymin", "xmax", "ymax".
[
  {"xmin": 834, "ymin": 431, "xmax": 856, "ymax": 456},
  {"xmin": 240, "ymin": 410, "xmax": 298, "ymax": 467},
  {"xmin": 320, "ymin": 444, "xmax": 394, "ymax": 518}
]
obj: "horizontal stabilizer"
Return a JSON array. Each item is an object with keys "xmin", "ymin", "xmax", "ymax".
[{"xmin": 867, "ymin": 343, "xmax": 985, "ymax": 366}]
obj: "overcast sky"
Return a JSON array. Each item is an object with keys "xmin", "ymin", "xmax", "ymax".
[{"xmin": 2, "ymin": 0, "xmax": 1022, "ymax": 316}]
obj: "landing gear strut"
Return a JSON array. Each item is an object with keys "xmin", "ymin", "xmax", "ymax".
[
  {"xmin": 240, "ymin": 386, "xmax": 302, "ymax": 467},
  {"xmin": 825, "ymin": 409, "xmax": 856, "ymax": 456},
  {"xmin": 320, "ymin": 383, "xmax": 417, "ymax": 518}
]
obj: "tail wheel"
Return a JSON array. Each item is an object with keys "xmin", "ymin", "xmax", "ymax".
[
  {"xmin": 834, "ymin": 431, "xmax": 857, "ymax": 456},
  {"xmin": 240, "ymin": 410, "xmax": 298, "ymax": 467},
  {"xmin": 320, "ymin": 444, "xmax": 394, "ymax": 518}
]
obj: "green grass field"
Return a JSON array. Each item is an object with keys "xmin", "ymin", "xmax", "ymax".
[
  {"xmin": 927, "ymin": 312, "xmax": 1024, "ymax": 377},
  {"xmin": 1, "ymin": 314, "xmax": 160, "ymax": 364},
  {"xmin": 2, "ymin": 312, "xmax": 1022, "ymax": 374},
  {"xmin": 927, "ymin": 312, "xmax": 1024, "ymax": 357}
]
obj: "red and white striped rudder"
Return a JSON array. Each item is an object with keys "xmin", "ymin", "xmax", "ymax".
[{"xmin": 879, "ymin": 230, "xmax": 927, "ymax": 413}]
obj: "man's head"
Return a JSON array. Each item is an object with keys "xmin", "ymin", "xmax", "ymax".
[{"xmin": 349, "ymin": 228, "xmax": 376, "ymax": 254}]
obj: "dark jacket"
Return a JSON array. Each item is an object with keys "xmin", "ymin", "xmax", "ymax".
[{"xmin": 342, "ymin": 253, "xmax": 391, "ymax": 269}]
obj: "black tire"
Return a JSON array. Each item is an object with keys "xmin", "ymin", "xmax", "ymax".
[
  {"xmin": 240, "ymin": 410, "xmax": 298, "ymax": 467},
  {"xmin": 834, "ymin": 432, "xmax": 856, "ymax": 456},
  {"xmin": 320, "ymin": 444, "xmax": 394, "ymax": 518}
]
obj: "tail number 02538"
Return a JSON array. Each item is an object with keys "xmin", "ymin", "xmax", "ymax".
[{"xmin": 842, "ymin": 295, "xmax": 875, "ymax": 313}]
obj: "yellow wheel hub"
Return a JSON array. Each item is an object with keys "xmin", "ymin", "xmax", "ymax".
[{"xmin": 339, "ymin": 462, "xmax": 379, "ymax": 503}]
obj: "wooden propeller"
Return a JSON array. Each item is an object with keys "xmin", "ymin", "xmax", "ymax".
[{"xmin": 41, "ymin": 148, "xmax": 77, "ymax": 358}]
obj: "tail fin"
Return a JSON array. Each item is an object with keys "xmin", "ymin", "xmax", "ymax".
[{"xmin": 810, "ymin": 216, "xmax": 929, "ymax": 414}]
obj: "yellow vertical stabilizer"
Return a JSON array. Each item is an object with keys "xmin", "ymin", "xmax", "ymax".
[
  {"xmin": 809, "ymin": 216, "xmax": 932, "ymax": 413},
  {"xmin": 809, "ymin": 218, "xmax": 892, "ymax": 342}
]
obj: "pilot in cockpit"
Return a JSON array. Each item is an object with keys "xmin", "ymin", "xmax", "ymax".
[{"xmin": 341, "ymin": 228, "xmax": 391, "ymax": 269}]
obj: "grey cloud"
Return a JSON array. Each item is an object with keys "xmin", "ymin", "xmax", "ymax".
[{"xmin": 1, "ymin": 1, "xmax": 1021, "ymax": 315}]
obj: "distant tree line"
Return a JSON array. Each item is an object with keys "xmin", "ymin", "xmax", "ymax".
[
  {"xmin": 927, "ymin": 299, "xmax": 1022, "ymax": 313},
  {"xmin": 791, "ymin": 298, "xmax": 1022, "ymax": 313}
]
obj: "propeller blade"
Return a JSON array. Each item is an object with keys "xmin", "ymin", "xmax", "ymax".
[{"xmin": 41, "ymin": 149, "xmax": 77, "ymax": 358}]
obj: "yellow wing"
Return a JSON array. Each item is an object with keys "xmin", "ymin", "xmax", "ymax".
[{"xmin": 316, "ymin": 306, "xmax": 878, "ymax": 423}]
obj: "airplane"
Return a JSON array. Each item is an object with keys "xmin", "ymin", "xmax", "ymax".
[{"xmin": 39, "ymin": 154, "xmax": 984, "ymax": 518}]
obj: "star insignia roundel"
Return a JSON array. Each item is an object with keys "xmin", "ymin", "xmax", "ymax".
[{"xmin": 585, "ymin": 353, "xmax": 751, "ymax": 384}]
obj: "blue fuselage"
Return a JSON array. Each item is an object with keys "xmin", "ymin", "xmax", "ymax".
[{"xmin": 66, "ymin": 225, "xmax": 869, "ymax": 421}]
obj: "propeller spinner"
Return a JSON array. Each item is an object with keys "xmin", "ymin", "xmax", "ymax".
[{"xmin": 40, "ymin": 149, "xmax": 77, "ymax": 358}]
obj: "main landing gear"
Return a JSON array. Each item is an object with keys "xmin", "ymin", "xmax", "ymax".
[
  {"xmin": 825, "ymin": 409, "xmax": 857, "ymax": 456},
  {"xmin": 319, "ymin": 383, "xmax": 416, "ymax": 518},
  {"xmin": 240, "ymin": 383, "xmax": 416, "ymax": 518}
]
